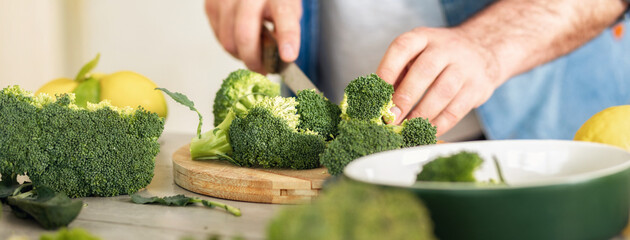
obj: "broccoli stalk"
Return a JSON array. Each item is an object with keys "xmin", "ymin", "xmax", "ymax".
[
  {"xmin": 157, "ymin": 88, "xmax": 238, "ymax": 163},
  {"xmin": 190, "ymin": 110, "xmax": 236, "ymax": 163}
]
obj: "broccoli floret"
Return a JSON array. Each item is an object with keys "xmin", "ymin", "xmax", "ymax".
[
  {"xmin": 320, "ymin": 120, "xmax": 404, "ymax": 175},
  {"xmin": 229, "ymin": 96, "xmax": 326, "ymax": 169},
  {"xmin": 390, "ymin": 117, "xmax": 437, "ymax": 147},
  {"xmin": 340, "ymin": 73, "xmax": 395, "ymax": 124},
  {"xmin": 295, "ymin": 89, "xmax": 341, "ymax": 140},
  {"xmin": 212, "ymin": 69, "xmax": 280, "ymax": 126},
  {"xmin": 0, "ymin": 86, "xmax": 164, "ymax": 197},
  {"xmin": 267, "ymin": 180, "xmax": 436, "ymax": 240},
  {"xmin": 416, "ymin": 151, "xmax": 483, "ymax": 182}
]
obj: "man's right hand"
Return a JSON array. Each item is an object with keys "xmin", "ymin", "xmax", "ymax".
[{"xmin": 205, "ymin": 0, "xmax": 303, "ymax": 74}]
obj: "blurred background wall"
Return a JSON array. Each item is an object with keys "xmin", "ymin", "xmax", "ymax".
[{"xmin": 0, "ymin": 0, "xmax": 246, "ymax": 134}]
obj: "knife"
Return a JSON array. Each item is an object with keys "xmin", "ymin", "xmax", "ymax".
[{"xmin": 261, "ymin": 26, "xmax": 320, "ymax": 94}]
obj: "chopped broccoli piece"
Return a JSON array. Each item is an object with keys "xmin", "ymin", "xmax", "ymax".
[
  {"xmin": 390, "ymin": 117, "xmax": 437, "ymax": 147},
  {"xmin": 229, "ymin": 97, "xmax": 326, "ymax": 169},
  {"xmin": 212, "ymin": 69, "xmax": 280, "ymax": 126},
  {"xmin": 320, "ymin": 120, "xmax": 404, "ymax": 175},
  {"xmin": 267, "ymin": 180, "xmax": 436, "ymax": 240},
  {"xmin": 295, "ymin": 89, "xmax": 341, "ymax": 140},
  {"xmin": 0, "ymin": 86, "xmax": 164, "ymax": 197},
  {"xmin": 416, "ymin": 151, "xmax": 483, "ymax": 182},
  {"xmin": 190, "ymin": 110, "xmax": 236, "ymax": 161},
  {"xmin": 340, "ymin": 73, "xmax": 395, "ymax": 124}
]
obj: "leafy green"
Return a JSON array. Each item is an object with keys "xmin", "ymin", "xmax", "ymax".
[
  {"xmin": 0, "ymin": 86, "xmax": 165, "ymax": 197},
  {"xmin": 131, "ymin": 193, "xmax": 241, "ymax": 217},
  {"xmin": 212, "ymin": 69, "xmax": 279, "ymax": 126},
  {"xmin": 267, "ymin": 180, "xmax": 436, "ymax": 240},
  {"xmin": 416, "ymin": 151, "xmax": 484, "ymax": 182},
  {"xmin": 40, "ymin": 228, "xmax": 101, "ymax": 240}
]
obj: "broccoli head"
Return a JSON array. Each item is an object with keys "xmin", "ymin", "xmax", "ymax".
[
  {"xmin": 340, "ymin": 73, "xmax": 395, "ymax": 124},
  {"xmin": 390, "ymin": 117, "xmax": 437, "ymax": 147},
  {"xmin": 267, "ymin": 180, "xmax": 436, "ymax": 240},
  {"xmin": 229, "ymin": 96, "xmax": 326, "ymax": 169},
  {"xmin": 295, "ymin": 89, "xmax": 341, "ymax": 140},
  {"xmin": 0, "ymin": 86, "xmax": 164, "ymax": 197},
  {"xmin": 320, "ymin": 120, "xmax": 404, "ymax": 175},
  {"xmin": 416, "ymin": 151, "xmax": 483, "ymax": 182},
  {"xmin": 212, "ymin": 69, "xmax": 280, "ymax": 126}
]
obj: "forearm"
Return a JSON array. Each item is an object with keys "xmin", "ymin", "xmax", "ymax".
[{"xmin": 456, "ymin": 0, "xmax": 628, "ymax": 84}]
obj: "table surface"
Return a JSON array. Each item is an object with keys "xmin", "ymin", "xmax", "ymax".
[
  {"xmin": 1, "ymin": 132, "xmax": 285, "ymax": 240},
  {"xmin": 2, "ymin": 132, "xmax": 630, "ymax": 240}
]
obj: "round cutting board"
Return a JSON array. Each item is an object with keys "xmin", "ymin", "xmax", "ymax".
[{"xmin": 172, "ymin": 145, "xmax": 330, "ymax": 204}]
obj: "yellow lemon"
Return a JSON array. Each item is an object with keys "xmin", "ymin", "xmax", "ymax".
[
  {"xmin": 99, "ymin": 71, "xmax": 168, "ymax": 117},
  {"xmin": 574, "ymin": 105, "xmax": 630, "ymax": 151},
  {"xmin": 34, "ymin": 78, "xmax": 79, "ymax": 96}
]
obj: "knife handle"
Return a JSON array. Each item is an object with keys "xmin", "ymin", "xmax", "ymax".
[{"xmin": 261, "ymin": 26, "xmax": 282, "ymax": 74}]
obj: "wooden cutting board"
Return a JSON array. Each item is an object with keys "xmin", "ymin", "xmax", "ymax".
[{"xmin": 172, "ymin": 145, "xmax": 330, "ymax": 204}]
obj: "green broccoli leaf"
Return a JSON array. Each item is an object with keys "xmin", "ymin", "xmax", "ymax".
[
  {"xmin": 7, "ymin": 185, "xmax": 83, "ymax": 230},
  {"xmin": 72, "ymin": 77, "xmax": 101, "ymax": 107},
  {"xmin": 131, "ymin": 193, "xmax": 242, "ymax": 217},
  {"xmin": 156, "ymin": 88, "xmax": 203, "ymax": 137}
]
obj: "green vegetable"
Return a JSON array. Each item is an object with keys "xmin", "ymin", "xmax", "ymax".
[
  {"xmin": 7, "ymin": 185, "xmax": 83, "ymax": 230},
  {"xmin": 0, "ymin": 86, "xmax": 165, "ymax": 197},
  {"xmin": 267, "ymin": 180, "xmax": 436, "ymax": 240},
  {"xmin": 212, "ymin": 69, "xmax": 280, "ymax": 127},
  {"xmin": 158, "ymin": 88, "xmax": 237, "ymax": 163},
  {"xmin": 40, "ymin": 228, "xmax": 101, "ymax": 240},
  {"xmin": 229, "ymin": 97, "xmax": 327, "ymax": 169},
  {"xmin": 416, "ymin": 151, "xmax": 484, "ymax": 182},
  {"xmin": 131, "ymin": 193, "xmax": 241, "ymax": 216},
  {"xmin": 72, "ymin": 53, "xmax": 101, "ymax": 107},
  {"xmin": 339, "ymin": 74, "xmax": 395, "ymax": 124},
  {"xmin": 295, "ymin": 89, "xmax": 341, "ymax": 140},
  {"xmin": 390, "ymin": 117, "xmax": 438, "ymax": 147},
  {"xmin": 320, "ymin": 120, "xmax": 404, "ymax": 175}
]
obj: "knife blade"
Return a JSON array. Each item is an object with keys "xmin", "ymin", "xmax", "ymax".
[{"xmin": 261, "ymin": 26, "xmax": 320, "ymax": 94}]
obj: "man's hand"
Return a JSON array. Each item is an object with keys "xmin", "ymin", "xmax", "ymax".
[
  {"xmin": 205, "ymin": 0, "xmax": 302, "ymax": 73},
  {"xmin": 378, "ymin": 0, "xmax": 628, "ymax": 136},
  {"xmin": 377, "ymin": 27, "xmax": 501, "ymax": 136}
]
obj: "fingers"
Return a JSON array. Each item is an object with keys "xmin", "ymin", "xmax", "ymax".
[
  {"xmin": 376, "ymin": 28, "xmax": 429, "ymax": 85},
  {"xmin": 234, "ymin": 0, "xmax": 267, "ymax": 72},
  {"xmin": 407, "ymin": 65, "xmax": 464, "ymax": 122},
  {"xmin": 204, "ymin": 0, "xmax": 219, "ymax": 36},
  {"xmin": 390, "ymin": 48, "xmax": 449, "ymax": 124},
  {"xmin": 269, "ymin": 0, "xmax": 302, "ymax": 62},
  {"xmin": 217, "ymin": 0, "xmax": 239, "ymax": 58},
  {"xmin": 430, "ymin": 86, "xmax": 478, "ymax": 136}
]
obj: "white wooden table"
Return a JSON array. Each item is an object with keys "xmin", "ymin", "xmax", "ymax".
[{"xmin": 0, "ymin": 132, "xmax": 286, "ymax": 240}]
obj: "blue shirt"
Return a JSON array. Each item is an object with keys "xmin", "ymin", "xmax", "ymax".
[{"xmin": 298, "ymin": 0, "xmax": 630, "ymax": 140}]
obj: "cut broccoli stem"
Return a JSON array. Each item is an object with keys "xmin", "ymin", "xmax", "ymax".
[
  {"xmin": 191, "ymin": 198, "xmax": 242, "ymax": 217},
  {"xmin": 190, "ymin": 110, "xmax": 237, "ymax": 164},
  {"xmin": 493, "ymin": 156, "xmax": 506, "ymax": 184}
]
